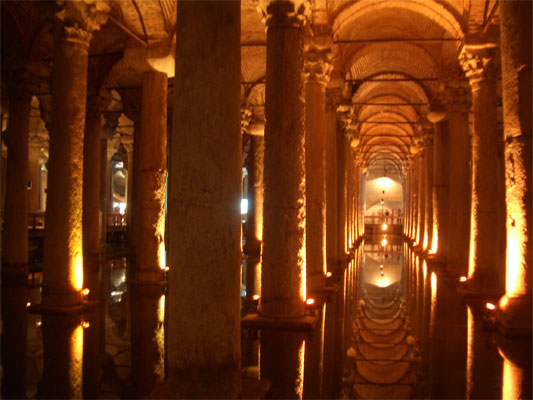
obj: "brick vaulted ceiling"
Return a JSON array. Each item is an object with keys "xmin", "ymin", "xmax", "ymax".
[{"xmin": 1, "ymin": 0, "xmax": 500, "ymax": 177}]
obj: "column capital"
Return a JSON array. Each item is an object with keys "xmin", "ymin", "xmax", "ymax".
[
  {"xmin": 241, "ymin": 107, "xmax": 252, "ymax": 135},
  {"xmin": 458, "ymin": 43, "xmax": 499, "ymax": 87},
  {"xmin": 304, "ymin": 35, "xmax": 333, "ymax": 86},
  {"xmin": 55, "ymin": 0, "xmax": 109, "ymax": 35},
  {"xmin": 336, "ymin": 104, "xmax": 354, "ymax": 129},
  {"xmin": 259, "ymin": 0, "xmax": 308, "ymax": 30}
]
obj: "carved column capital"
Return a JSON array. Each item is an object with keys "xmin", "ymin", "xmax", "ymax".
[
  {"xmin": 304, "ymin": 35, "xmax": 333, "ymax": 85},
  {"xmin": 459, "ymin": 44, "xmax": 499, "ymax": 88},
  {"xmin": 336, "ymin": 104, "xmax": 354, "ymax": 131},
  {"xmin": 241, "ymin": 107, "xmax": 252, "ymax": 135},
  {"xmin": 55, "ymin": 0, "xmax": 109, "ymax": 35},
  {"xmin": 258, "ymin": 0, "xmax": 308, "ymax": 30}
]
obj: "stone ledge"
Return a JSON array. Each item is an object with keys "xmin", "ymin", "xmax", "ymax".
[{"xmin": 241, "ymin": 312, "xmax": 319, "ymax": 331}]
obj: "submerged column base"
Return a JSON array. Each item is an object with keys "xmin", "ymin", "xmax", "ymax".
[{"xmin": 497, "ymin": 294, "xmax": 532, "ymax": 337}]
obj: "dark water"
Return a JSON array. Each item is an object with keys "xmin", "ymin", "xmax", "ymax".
[{"xmin": 4, "ymin": 243, "xmax": 532, "ymax": 399}]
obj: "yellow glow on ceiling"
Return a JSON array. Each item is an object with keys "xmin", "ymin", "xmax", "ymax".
[{"xmin": 376, "ymin": 177, "xmax": 394, "ymax": 189}]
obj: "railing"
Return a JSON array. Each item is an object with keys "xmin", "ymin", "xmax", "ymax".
[
  {"xmin": 107, "ymin": 213, "xmax": 127, "ymax": 228},
  {"xmin": 364, "ymin": 215, "xmax": 404, "ymax": 226},
  {"xmin": 21, "ymin": 212, "xmax": 127, "ymax": 230}
]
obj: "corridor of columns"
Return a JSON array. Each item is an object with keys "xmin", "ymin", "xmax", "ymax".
[{"xmin": 1, "ymin": 1, "xmax": 531, "ymax": 399}]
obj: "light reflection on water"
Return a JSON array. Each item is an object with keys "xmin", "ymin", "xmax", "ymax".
[{"xmin": 16, "ymin": 247, "xmax": 533, "ymax": 399}]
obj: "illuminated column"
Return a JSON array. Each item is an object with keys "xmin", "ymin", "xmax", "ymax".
[
  {"xmin": 1, "ymin": 75, "xmax": 32, "ymax": 399},
  {"xmin": 133, "ymin": 71, "xmax": 167, "ymax": 283},
  {"xmin": 416, "ymin": 148, "xmax": 426, "ymax": 248},
  {"xmin": 460, "ymin": 44, "xmax": 505, "ymax": 293},
  {"xmin": 123, "ymin": 138, "xmax": 134, "ymax": 226},
  {"xmin": 243, "ymin": 132, "xmax": 264, "ymax": 312},
  {"xmin": 423, "ymin": 134, "xmax": 434, "ymax": 252},
  {"xmin": 346, "ymin": 145, "xmax": 353, "ymax": 248},
  {"xmin": 168, "ymin": 1, "xmax": 241, "ymax": 397},
  {"xmin": 261, "ymin": 0, "xmax": 307, "ymax": 318},
  {"xmin": 498, "ymin": 0, "xmax": 532, "ymax": 334},
  {"xmin": 428, "ymin": 114, "xmax": 449, "ymax": 260},
  {"xmin": 83, "ymin": 96, "xmax": 107, "ymax": 301},
  {"xmin": 325, "ymin": 89, "xmax": 339, "ymax": 275},
  {"xmin": 304, "ymin": 36, "xmax": 332, "ymax": 287},
  {"xmin": 410, "ymin": 155, "xmax": 420, "ymax": 241},
  {"xmin": 28, "ymin": 134, "xmax": 42, "ymax": 213},
  {"xmin": 43, "ymin": 3, "xmax": 108, "ymax": 306},
  {"xmin": 403, "ymin": 165, "xmax": 411, "ymax": 237},
  {"xmin": 443, "ymin": 83, "xmax": 471, "ymax": 276}
]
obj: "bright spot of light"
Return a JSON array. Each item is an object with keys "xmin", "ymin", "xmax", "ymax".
[
  {"xmin": 381, "ymin": 238, "xmax": 387, "ymax": 246},
  {"xmin": 82, "ymin": 321, "xmax": 90, "ymax": 329},
  {"xmin": 240, "ymin": 198, "xmax": 248, "ymax": 215},
  {"xmin": 460, "ymin": 276, "xmax": 467, "ymax": 282},
  {"xmin": 306, "ymin": 298, "xmax": 316, "ymax": 306},
  {"xmin": 377, "ymin": 177, "xmax": 393, "ymax": 189},
  {"xmin": 486, "ymin": 302, "xmax": 496, "ymax": 311},
  {"xmin": 252, "ymin": 294, "xmax": 260, "ymax": 301},
  {"xmin": 326, "ymin": 271, "xmax": 332, "ymax": 278},
  {"xmin": 499, "ymin": 295, "xmax": 509, "ymax": 309},
  {"xmin": 377, "ymin": 278, "xmax": 390, "ymax": 288},
  {"xmin": 72, "ymin": 252, "xmax": 84, "ymax": 291},
  {"xmin": 382, "ymin": 223, "xmax": 388, "ymax": 231}
]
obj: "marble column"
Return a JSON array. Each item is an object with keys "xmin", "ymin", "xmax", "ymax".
[
  {"xmin": 28, "ymin": 135, "xmax": 42, "ymax": 213},
  {"xmin": 1, "ymin": 77, "xmax": 31, "ymax": 399},
  {"xmin": 325, "ymin": 89, "xmax": 339, "ymax": 276},
  {"xmin": 133, "ymin": 71, "xmax": 167, "ymax": 283},
  {"xmin": 336, "ymin": 107, "xmax": 352, "ymax": 264},
  {"xmin": 410, "ymin": 155, "xmax": 419, "ymax": 241},
  {"xmin": 443, "ymin": 83, "xmax": 471, "ymax": 276},
  {"xmin": 416, "ymin": 148, "xmax": 426, "ymax": 248},
  {"xmin": 168, "ymin": 1, "xmax": 241, "ymax": 397},
  {"xmin": 423, "ymin": 135, "xmax": 434, "ymax": 252},
  {"xmin": 429, "ymin": 116, "xmax": 449, "ymax": 260},
  {"xmin": 43, "ymin": 3, "xmax": 108, "ymax": 306},
  {"xmin": 304, "ymin": 36, "xmax": 332, "ymax": 287},
  {"xmin": 83, "ymin": 96, "xmax": 106, "ymax": 301},
  {"xmin": 497, "ymin": 0, "xmax": 532, "ymax": 335},
  {"xmin": 460, "ymin": 44, "xmax": 505, "ymax": 294},
  {"xmin": 243, "ymin": 133, "xmax": 264, "ymax": 313},
  {"xmin": 261, "ymin": 0, "xmax": 307, "ymax": 318}
]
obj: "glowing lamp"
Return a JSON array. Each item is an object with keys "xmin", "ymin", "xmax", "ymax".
[
  {"xmin": 305, "ymin": 298, "xmax": 316, "ymax": 306},
  {"xmin": 381, "ymin": 238, "xmax": 387, "ymax": 246},
  {"xmin": 252, "ymin": 294, "xmax": 260, "ymax": 301},
  {"xmin": 326, "ymin": 271, "xmax": 332, "ymax": 278},
  {"xmin": 164, "ymin": 266, "xmax": 170, "ymax": 272},
  {"xmin": 82, "ymin": 321, "xmax": 90, "ymax": 329},
  {"xmin": 81, "ymin": 288, "xmax": 90, "ymax": 297},
  {"xmin": 26, "ymin": 301, "xmax": 31, "ymax": 308},
  {"xmin": 486, "ymin": 303, "xmax": 496, "ymax": 311},
  {"xmin": 459, "ymin": 276, "xmax": 467, "ymax": 282},
  {"xmin": 382, "ymin": 223, "xmax": 388, "ymax": 231},
  {"xmin": 499, "ymin": 295, "xmax": 509, "ymax": 309}
]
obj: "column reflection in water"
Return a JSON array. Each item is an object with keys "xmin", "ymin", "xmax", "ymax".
[
  {"xmin": 303, "ymin": 303, "xmax": 326, "ymax": 399},
  {"xmin": 130, "ymin": 284, "xmax": 166, "ymax": 397},
  {"xmin": 39, "ymin": 314, "xmax": 84, "ymax": 398},
  {"xmin": 260, "ymin": 330, "xmax": 305, "ymax": 399},
  {"xmin": 465, "ymin": 303, "xmax": 502, "ymax": 399},
  {"xmin": 83, "ymin": 305, "xmax": 104, "ymax": 399},
  {"xmin": 427, "ymin": 271, "xmax": 467, "ymax": 398},
  {"xmin": 498, "ymin": 339, "xmax": 532, "ymax": 400}
]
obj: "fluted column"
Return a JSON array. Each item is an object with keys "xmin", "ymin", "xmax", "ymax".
[
  {"xmin": 42, "ymin": 3, "xmax": 108, "ymax": 307},
  {"xmin": 168, "ymin": 1, "xmax": 241, "ymax": 397},
  {"xmin": 261, "ymin": 0, "xmax": 307, "ymax": 318},
  {"xmin": 460, "ymin": 44, "xmax": 505, "ymax": 294},
  {"xmin": 443, "ymin": 83, "xmax": 471, "ymax": 276},
  {"xmin": 133, "ymin": 71, "xmax": 167, "ymax": 283},
  {"xmin": 497, "ymin": 0, "xmax": 532, "ymax": 335},
  {"xmin": 304, "ymin": 36, "xmax": 332, "ymax": 287},
  {"xmin": 83, "ymin": 96, "xmax": 107, "ymax": 301}
]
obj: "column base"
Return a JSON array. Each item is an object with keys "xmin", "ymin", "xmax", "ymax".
[
  {"xmin": 241, "ymin": 312, "xmax": 319, "ymax": 331},
  {"xmin": 457, "ymin": 275, "xmax": 504, "ymax": 299},
  {"xmin": 497, "ymin": 294, "xmax": 532, "ymax": 338}
]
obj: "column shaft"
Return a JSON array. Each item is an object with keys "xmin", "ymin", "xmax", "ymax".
[
  {"xmin": 261, "ymin": 1, "xmax": 306, "ymax": 317},
  {"xmin": 134, "ymin": 71, "xmax": 167, "ymax": 282},
  {"xmin": 417, "ymin": 151, "xmax": 426, "ymax": 247},
  {"xmin": 432, "ymin": 120, "xmax": 449, "ymax": 258},
  {"xmin": 168, "ymin": 2, "xmax": 241, "ymax": 397},
  {"xmin": 43, "ymin": 25, "xmax": 91, "ymax": 306},
  {"xmin": 325, "ymin": 94, "xmax": 338, "ymax": 275},
  {"xmin": 424, "ymin": 142, "xmax": 434, "ymax": 252},
  {"xmin": 28, "ymin": 140, "xmax": 41, "ymax": 213}
]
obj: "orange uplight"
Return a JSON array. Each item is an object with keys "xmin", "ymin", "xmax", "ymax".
[
  {"xmin": 326, "ymin": 271, "xmax": 332, "ymax": 278},
  {"xmin": 431, "ymin": 224, "xmax": 438, "ymax": 254},
  {"xmin": 164, "ymin": 266, "xmax": 170, "ymax": 272},
  {"xmin": 460, "ymin": 276, "xmax": 467, "ymax": 282},
  {"xmin": 499, "ymin": 295, "xmax": 509, "ymax": 309},
  {"xmin": 252, "ymin": 294, "xmax": 260, "ymax": 301},
  {"xmin": 82, "ymin": 321, "xmax": 90, "ymax": 329},
  {"xmin": 81, "ymin": 288, "xmax": 90, "ymax": 297},
  {"xmin": 26, "ymin": 301, "xmax": 31, "ymax": 308},
  {"xmin": 72, "ymin": 252, "xmax": 84, "ymax": 291},
  {"xmin": 381, "ymin": 238, "xmax": 387, "ymax": 246},
  {"xmin": 382, "ymin": 223, "xmax": 388, "ymax": 231},
  {"xmin": 306, "ymin": 298, "xmax": 315, "ymax": 306},
  {"xmin": 486, "ymin": 302, "xmax": 496, "ymax": 311}
]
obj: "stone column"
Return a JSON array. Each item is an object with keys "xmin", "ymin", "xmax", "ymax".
[
  {"xmin": 424, "ymin": 135, "xmax": 434, "ymax": 252},
  {"xmin": 43, "ymin": 2, "xmax": 108, "ymax": 307},
  {"xmin": 336, "ymin": 107, "xmax": 352, "ymax": 264},
  {"xmin": 122, "ymin": 138, "xmax": 134, "ymax": 225},
  {"xmin": 410, "ymin": 155, "xmax": 419, "ymax": 241},
  {"xmin": 28, "ymin": 134, "xmax": 43, "ymax": 213},
  {"xmin": 325, "ymin": 89, "xmax": 339, "ymax": 276},
  {"xmin": 243, "ymin": 131, "xmax": 264, "ymax": 313},
  {"xmin": 460, "ymin": 44, "xmax": 505, "ymax": 294},
  {"xmin": 416, "ymin": 148, "xmax": 426, "ymax": 248},
  {"xmin": 133, "ymin": 71, "xmax": 167, "ymax": 283},
  {"xmin": 443, "ymin": 83, "xmax": 471, "ymax": 276},
  {"xmin": 261, "ymin": 0, "xmax": 307, "ymax": 318},
  {"xmin": 1, "ymin": 76, "xmax": 32, "ymax": 399},
  {"xmin": 497, "ymin": 0, "xmax": 532, "ymax": 335},
  {"xmin": 168, "ymin": 1, "xmax": 241, "ymax": 397},
  {"xmin": 83, "ymin": 96, "xmax": 107, "ymax": 301},
  {"xmin": 304, "ymin": 36, "xmax": 332, "ymax": 288},
  {"xmin": 428, "ymin": 115, "xmax": 449, "ymax": 260}
]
